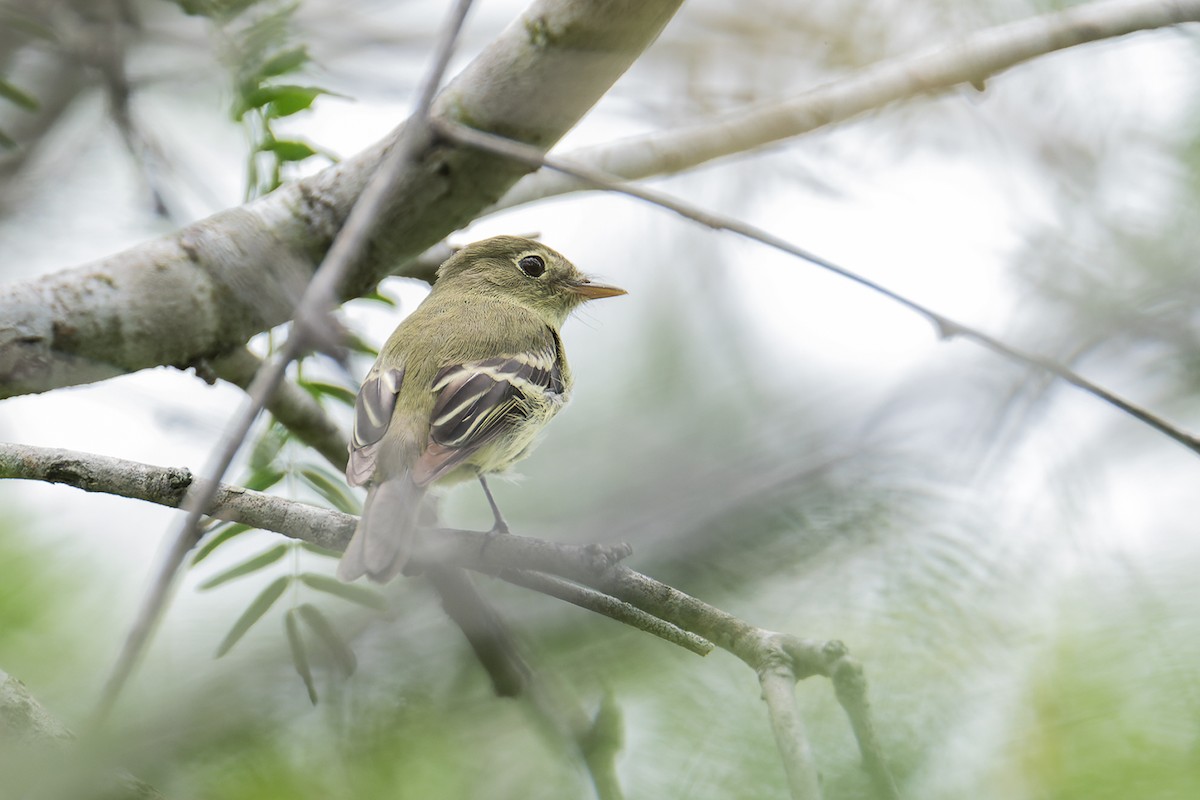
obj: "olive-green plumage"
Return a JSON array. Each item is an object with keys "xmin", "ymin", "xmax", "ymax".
[{"xmin": 338, "ymin": 236, "xmax": 625, "ymax": 583}]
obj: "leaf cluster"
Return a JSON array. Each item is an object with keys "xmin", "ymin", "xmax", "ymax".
[
  {"xmin": 189, "ymin": 325, "xmax": 396, "ymax": 703},
  {"xmin": 179, "ymin": 0, "xmax": 338, "ymax": 198}
]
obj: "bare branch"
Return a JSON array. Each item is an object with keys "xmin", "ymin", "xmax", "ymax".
[
  {"xmin": 493, "ymin": 0, "xmax": 1200, "ymax": 211},
  {"xmin": 0, "ymin": 0, "xmax": 685, "ymax": 399},
  {"xmin": 759, "ymin": 660, "xmax": 823, "ymax": 800},
  {"xmin": 436, "ymin": 120, "xmax": 1200, "ymax": 461},
  {"xmin": 827, "ymin": 652, "xmax": 901, "ymax": 800},
  {"xmin": 0, "ymin": 442, "xmax": 896, "ymax": 797},
  {"xmin": 500, "ymin": 568, "xmax": 713, "ymax": 656},
  {"xmin": 0, "ymin": 443, "xmax": 685, "ymax": 653}
]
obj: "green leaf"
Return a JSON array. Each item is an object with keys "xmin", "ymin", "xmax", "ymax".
[
  {"xmin": 297, "ymin": 603, "xmax": 356, "ymax": 675},
  {"xmin": 215, "ymin": 575, "xmax": 290, "ymax": 657},
  {"xmin": 299, "ymin": 466, "xmax": 361, "ymax": 514},
  {"xmin": 266, "ymin": 88, "xmax": 325, "ymax": 119},
  {"xmin": 173, "ymin": 0, "xmax": 259, "ymax": 19},
  {"xmin": 257, "ymin": 46, "xmax": 309, "ymax": 79},
  {"xmin": 199, "ymin": 543, "xmax": 288, "ymax": 590},
  {"xmin": 0, "ymin": 128, "xmax": 16, "ymax": 150},
  {"xmin": 299, "ymin": 379, "xmax": 357, "ymax": 407},
  {"xmin": 299, "ymin": 573, "xmax": 386, "ymax": 611},
  {"xmin": 259, "ymin": 139, "xmax": 317, "ymax": 162},
  {"xmin": 237, "ymin": 84, "xmax": 324, "ymax": 120},
  {"xmin": 244, "ymin": 150, "xmax": 260, "ymax": 201},
  {"xmin": 192, "ymin": 522, "xmax": 252, "ymax": 565},
  {"xmin": 285, "ymin": 608, "xmax": 318, "ymax": 704},
  {"xmin": 343, "ymin": 333, "xmax": 378, "ymax": 357},
  {"xmin": 243, "ymin": 467, "xmax": 286, "ymax": 492},
  {"xmin": 362, "ymin": 288, "xmax": 397, "ymax": 307},
  {"xmin": 249, "ymin": 417, "xmax": 288, "ymax": 470},
  {"xmin": 300, "ymin": 541, "xmax": 341, "ymax": 558},
  {"xmin": 0, "ymin": 79, "xmax": 39, "ymax": 111}
]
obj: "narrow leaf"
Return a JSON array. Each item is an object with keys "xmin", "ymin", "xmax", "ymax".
[
  {"xmin": 238, "ymin": 84, "xmax": 323, "ymax": 118},
  {"xmin": 243, "ymin": 467, "xmax": 286, "ymax": 492},
  {"xmin": 192, "ymin": 522, "xmax": 251, "ymax": 565},
  {"xmin": 0, "ymin": 128, "xmax": 18, "ymax": 150},
  {"xmin": 257, "ymin": 46, "xmax": 309, "ymax": 79},
  {"xmin": 299, "ymin": 573, "xmax": 385, "ymax": 611},
  {"xmin": 259, "ymin": 139, "xmax": 317, "ymax": 162},
  {"xmin": 0, "ymin": 79, "xmax": 39, "ymax": 111},
  {"xmin": 299, "ymin": 379, "xmax": 357, "ymax": 407},
  {"xmin": 285, "ymin": 609, "xmax": 318, "ymax": 704},
  {"xmin": 298, "ymin": 603, "xmax": 356, "ymax": 675},
  {"xmin": 300, "ymin": 541, "xmax": 341, "ymax": 558},
  {"xmin": 361, "ymin": 289, "xmax": 397, "ymax": 307},
  {"xmin": 200, "ymin": 543, "xmax": 288, "ymax": 590},
  {"xmin": 215, "ymin": 576, "xmax": 290, "ymax": 657},
  {"xmin": 299, "ymin": 466, "xmax": 361, "ymax": 514},
  {"xmin": 343, "ymin": 333, "xmax": 378, "ymax": 357},
  {"xmin": 249, "ymin": 417, "xmax": 288, "ymax": 470}
]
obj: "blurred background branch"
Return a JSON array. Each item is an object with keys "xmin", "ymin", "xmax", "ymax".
[
  {"xmin": 439, "ymin": 119, "xmax": 1200, "ymax": 459},
  {"xmin": 491, "ymin": 0, "xmax": 1200, "ymax": 212},
  {"xmin": 0, "ymin": 668, "xmax": 162, "ymax": 799}
]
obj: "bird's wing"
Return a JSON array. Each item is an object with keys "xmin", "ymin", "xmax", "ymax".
[
  {"xmin": 346, "ymin": 366, "xmax": 405, "ymax": 487},
  {"xmin": 412, "ymin": 343, "xmax": 565, "ymax": 486}
]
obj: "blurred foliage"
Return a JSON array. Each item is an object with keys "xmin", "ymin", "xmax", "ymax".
[
  {"xmin": 187, "ymin": 0, "xmax": 338, "ymax": 197},
  {"xmin": 1014, "ymin": 562, "xmax": 1200, "ymax": 800}
]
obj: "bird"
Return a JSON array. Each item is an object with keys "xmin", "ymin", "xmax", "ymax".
[{"xmin": 337, "ymin": 235, "xmax": 626, "ymax": 583}]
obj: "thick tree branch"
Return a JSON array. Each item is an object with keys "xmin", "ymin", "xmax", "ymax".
[
  {"xmin": 0, "ymin": 442, "xmax": 699, "ymax": 654},
  {"xmin": 0, "ymin": 668, "xmax": 161, "ymax": 800},
  {"xmin": 0, "ymin": 0, "xmax": 684, "ymax": 399},
  {"xmin": 0, "ymin": 443, "xmax": 894, "ymax": 798},
  {"xmin": 492, "ymin": 0, "xmax": 1200, "ymax": 211},
  {"xmin": 0, "ymin": 667, "xmax": 72, "ymax": 747}
]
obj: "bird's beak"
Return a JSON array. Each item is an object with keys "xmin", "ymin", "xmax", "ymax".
[{"xmin": 567, "ymin": 277, "xmax": 627, "ymax": 300}]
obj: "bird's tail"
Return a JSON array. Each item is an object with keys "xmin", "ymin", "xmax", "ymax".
[{"xmin": 338, "ymin": 474, "xmax": 426, "ymax": 583}]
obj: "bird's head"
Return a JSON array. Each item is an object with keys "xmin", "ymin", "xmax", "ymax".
[{"xmin": 435, "ymin": 235, "xmax": 626, "ymax": 326}]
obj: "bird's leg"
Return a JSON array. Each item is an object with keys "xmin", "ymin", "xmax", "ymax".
[{"xmin": 477, "ymin": 473, "xmax": 511, "ymax": 536}]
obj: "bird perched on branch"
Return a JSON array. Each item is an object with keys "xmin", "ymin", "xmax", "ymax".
[{"xmin": 338, "ymin": 235, "xmax": 626, "ymax": 583}]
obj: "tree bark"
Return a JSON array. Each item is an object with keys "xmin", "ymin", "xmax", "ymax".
[{"xmin": 0, "ymin": 0, "xmax": 684, "ymax": 399}]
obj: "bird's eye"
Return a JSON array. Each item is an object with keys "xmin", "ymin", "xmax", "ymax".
[{"xmin": 517, "ymin": 255, "xmax": 546, "ymax": 278}]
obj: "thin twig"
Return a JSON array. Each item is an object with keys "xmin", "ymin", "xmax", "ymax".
[
  {"xmin": 435, "ymin": 119, "xmax": 1200, "ymax": 460},
  {"xmin": 827, "ymin": 653, "xmax": 901, "ymax": 800},
  {"xmin": 759, "ymin": 662, "xmax": 823, "ymax": 800},
  {"xmin": 90, "ymin": 0, "xmax": 477, "ymax": 729},
  {"xmin": 423, "ymin": 564, "xmax": 530, "ymax": 698},
  {"xmin": 1, "ymin": 442, "xmax": 759, "ymax": 665},
  {"xmin": 0, "ymin": 444, "xmax": 692, "ymax": 657},
  {"xmin": 491, "ymin": 0, "xmax": 1200, "ymax": 212},
  {"xmin": 0, "ymin": 442, "xmax": 891, "ymax": 798},
  {"xmin": 499, "ymin": 569, "xmax": 713, "ymax": 656},
  {"xmin": 580, "ymin": 690, "xmax": 625, "ymax": 800}
]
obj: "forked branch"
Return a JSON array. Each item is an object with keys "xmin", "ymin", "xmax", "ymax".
[{"xmin": 0, "ymin": 443, "xmax": 897, "ymax": 798}]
